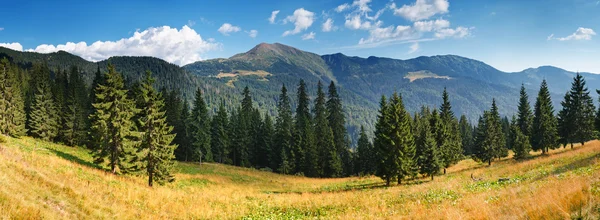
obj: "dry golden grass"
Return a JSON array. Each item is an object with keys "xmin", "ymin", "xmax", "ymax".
[{"xmin": 1, "ymin": 136, "xmax": 599, "ymax": 219}]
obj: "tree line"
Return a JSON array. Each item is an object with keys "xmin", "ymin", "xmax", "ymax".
[
  {"xmin": 365, "ymin": 74, "xmax": 598, "ymax": 185},
  {"xmin": 0, "ymin": 57, "xmax": 598, "ymax": 186}
]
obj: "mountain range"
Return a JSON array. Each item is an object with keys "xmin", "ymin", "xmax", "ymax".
[{"xmin": 1, "ymin": 43, "xmax": 597, "ymax": 141}]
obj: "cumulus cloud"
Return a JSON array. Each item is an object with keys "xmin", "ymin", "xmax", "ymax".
[
  {"xmin": 1, "ymin": 25, "xmax": 219, "ymax": 66},
  {"xmin": 302, "ymin": 32, "xmax": 316, "ymax": 40},
  {"xmin": 0, "ymin": 43, "xmax": 23, "ymax": 51},
  {"xmin": 322, "ymin": 18, "xmax": 335, "ymax": 32},
  {"xmin": 218, "ymin": 23, "xmax": 241, "ymax": 36},
  {"xmin": 434, "ymin": 26, "xmax": 472, "ymax": 39},
  {"xmin": 336, "ymin": 3, "xmax": 350, "ymax": 12},
  {"xmin": 345, "ymin": 15, "xmax": 380, "ymax": 30},
  {"xmin": 0, "ymin": 28, "xmax": 4, "ymax": 31},
  {"xmin": 391, "ymin": 0, "xmax": 449, "ymax": 21},
  {"xmin": 247, "ymin": 30, "xmax": 258, "ymax": 38},
  {"xmin": 282, "ymin": 8, "xmax": 315, "ymax": 36},
  {"xmin": 548, "ymin": 27, "xmax": 596, "ymax": 41},
  {"xmin": 408, "ymin": 42, "xmax": 419, "ymax": 54},
  {"xmin": 413, "ymin": 19, "xmax": 450, "ymax": 32},
  {"xmin": 269, "ymin": 10, "xmax": 280, "ymax": 24},
  {"xmin": 359, "ymin": 25, "xmax": 416, "ymax": 44}
]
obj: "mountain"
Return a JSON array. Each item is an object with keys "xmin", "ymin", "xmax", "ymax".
[{"xmin": 1, "ymin": 43, "xmax": 598, "ymax": 142}]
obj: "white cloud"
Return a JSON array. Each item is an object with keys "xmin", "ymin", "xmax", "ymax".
[
  {"xmin": 247, "ymin": 30, "xmax": 258, "ymax": 38},
  {"xmin": 408, "ymin": 42, "xmax": 419, "ymax": 54},
  {"xmin": 282, "ymin": 8, "xmax": 315, "ymax": 36},
  {"xmin": 269, "ymin": 10, "xmax": 280, "ymax": 24},
  {"xmin": 359, "ymin": 25, "xmax": 416, "ymax": 44},
  {"xmin": 0, "ymin": 27, "xmax": 4, "ymax": 31},
  {"xmin": 344, "ymin": 15, "xmax": 380, "ymax": 30},
  {"xmin": 352, "ymin": 0, "xmax": 373, "ymax": 13},
  {"xmin": 217, "ymin": 23, "xmax": 241, "ymax": 36},
  {"xmin": 549, "ymin": 27, "xmax": 596, "ymax": 41},
  {"xmin": 335, "ymin": 3, "xmax": 350, "ymax": 12},
  {"xmin": 0, "ymin": 43, "xmax": 23, "ymax": 51},
  {"xmin": 413, "ymin": 19, "xmax": 450, "ymax": 32},
  {"xmin": 391, "ymin": 0, "xmax": 449, "ymax": 21},
  {"xmin": 434, "ymin": 26, "xmax": 472, "ymax": 39},
  {"xmin": 302, "ymin": 32, "xmax": 316, "ymax": 40},
  {"xmin": 187, "ymin": 20, "xmax": 196, "ymax": 27},
  {"xmin": 322, "ymin": 18, "xmax": 335, "ymax": 32},
  {"xmin": 2, "ymin": 25, "xmax": 219, "ymax": 66}
]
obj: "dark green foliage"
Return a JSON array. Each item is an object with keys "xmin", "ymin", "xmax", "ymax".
[
  {"xmin": 355, "ymin": 125, "xmax": 374, "ymax": 175},
  {"xmin": 510, "ymin": 116, "xmax": 531, "ymax": 160},
  {"xmin": 438, "ymin": 88, "xmax": 463, "ymax": 174},
  {"xmin": 558, "ymin": 73, "xmax": 595, "ymax": 148},
  {"xmin": 294, "ymin": 80, "xmax": 317, "ymax": 176},
  {"xmin": 0, "ymin": 58, "xmax": 26, "ymax": 137},
  {"xmin": 89, "ymin": 64, "xmax": 140, "ymax": 174},
  {"xmin": 517, "ymin": 84, "xmax": 533, "ymax": 139},
  {"xmin": 255, "ymin": 112, "xmax": 274, "ymax": 169},
  {"xmin": 210, "ymin": 101, "xmax": 230, "ymax": 164},
  {"xmin": 62, "ymin": 66, "xmax": 90, "ymax": 146},
  {"xmin": 29, "ymin": 64, "xmax": 60, "ymax": 141},
  {"xmin": 314, "ymin": 82, "xmax": 342, "ymax": 177},
  {"xmin": 473, "ymin": 99, "xmax": 507, "ymax": 165},
  {"xmin": 458, "ymin": 115, "xmax": 473, "ymax": 156},
  {"xmin": 416, "ymin": 111, "xmax": 441, "ymax": 180},
  {"xmin": 189, "ymin": 88, "xmax": 212, "ymax": 162},
  {"xmin": 532, "ymin": 80, "xmax": 558, "ymax": 154},
  {"xmin": 136, "ymin": 71, "xmax": 177, "ymax": 186},
  {"xmin": 326, "ymin": 81, "xmax": 352, "ymax": 176},
  {"xmin": 273, "ymin": 85, "xmax": 294, "ymax": 174}
]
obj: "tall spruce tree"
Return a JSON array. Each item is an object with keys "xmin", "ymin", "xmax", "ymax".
[
  {"xmin": 189, "ymin": 88, "xmax": 212, "ymax": 163},
  {"xmin": 558, "ymin": 73, "xmax": 595, "ymax": 148},
  {"xmin": 510, "ymin": 116, "xmax": 531, "ymax": 160},
  {"xmin": 532, "ymin": 80, "xmax": 558, "ymax": 154},
  {"xmin": 62, "ymin": 66, "xmax": 90, "ymax": 146},
  {"xmin": 356, "ymin": 125, "xmax": 374, "ymax": 175},
  {"xmin": 473, "ymin": 99, "xmax": 507, "ymax": 165},
  {"xmin": 256, "ymin": 112, "xmax": 274, "ymax": 169},
  {"xmin": 416, "ymin": 112, "xmax": 441, "ymax": 180},
  {"xmin": 274, "ymin": 84, "xmax": 294, "ymax": 173},
  {"xmin": 374, "ymin": 95, "xmax": 393, "ymax": 185},
  {"xmin": 29, "ymin": 65, "xmax": 59, "ymax": 141},
  {"xmin": 314, "ymin": 82, "xmax": 341, "ymax": 177},
  {"xmin": 136, "ymin": 71, "xmax": 177, "ymax": 186},
  {"xmin": 388, "ymin": 93, "xmax": 415, "ymax": 184},
  {"xmin": 438, "ymin": 88, "xmax": 462, "ymax": 174},
  {"xmin": 89, "ymin": 64, "xmax": 139, "ymax": 174},
  {"xmin": 517, "ymin": 84, "xmax": 533, "ymax": 139},
  {"xmin": 326, "ymin": 81, "xmax": 351, "ymax": 175},
  {"xmin": 210, "ymin": 101, "xmax": 230, "ymax": 164},
  {"xmin": 294, "ymin": 80, "xmax": 316, "ymax": 176},
  {"xmin": 0, "ymin": 58, "xmax": 26, "ymax": 137}
]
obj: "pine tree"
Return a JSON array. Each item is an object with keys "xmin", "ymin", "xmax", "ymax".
[
  {"xmin": 387, "ymin": 93, "xmax": 416, "ymax": 184},
  {"xmin": 326, "ymin": 81, "xmax": 351, "ymax": 175},
  {"xmin": 511, "ymin": 116, "xmax": 531, "ymax": 160},
  {"xmin": 0, "ymin": 58, "xmax": 26, "ymax": 137},
  {"xmin": 89, "ymin": 64, "xmax": 139, "ymax": 174},
  {"xmin": 175, "ymin": 104, "xmax": 192, "ymax": 161},
  {"xmin": 189, "ymin": 88, "xmax": 212, "ymax": 163},
  {"xmin": 438, "ymin": 88, "xmax": 462, "ymax": 174},
  {"xmin": 136, "ymin": 71, "xmax": 177, "ymax": 186},
  {"xmin": 29, "ymin": 66, "xmax": 59, "ymax": 141},
  {"xmin": 314, "ymin": 82, "xmax": 341, "ymax": 177},
  {"xmin": 532, "ymin": 80, "xmax": 558, "ymax": 154},
  {"xmin": 517, "ymin": 84, "xmax": 533, "ymax": 139},
  {"xmin": 249, "ymin": 108, "xmax": 263, "ymax": 168},
  {"xmin": 473, "ymin": 99, "xmax": 507, "ymax": 165},
  {"xmin": 356, "ymin": 125, "xmax": 374, "ymax": 175},
  {"xmin": 558, "ymin": 73, "xmax": 596, "ymax": 148},
  {"xmin": 416, "ymin": 113, "xmax": 441, "ymax": 180},
  {"xmin": 294, "ymin": 80, "xmax": 316, "ymax": 176},
  {"xmin": 273, "ymin": 84, "xmax": 294, "ymax": 173},
  {"xmin": 62, "ymin": 66, "xmax": 89, "ymax": 146},
  {"xmin": 256, "ymin": 112, "xmax": 274, "ymax": 169},
  {"xmin": 238, "ymin": 86, "xmax": 253, "ymax": 167},
  {"xmin": 458, "ymin": 115, "xmax": 473, "ymax": 156},
  {"xmin": 210, "ymin": 101, "xmax": 230, "ymax": 164},
  {"xmin": 374, "ymin": 95, "xmax": 392, "ymax": 185}
]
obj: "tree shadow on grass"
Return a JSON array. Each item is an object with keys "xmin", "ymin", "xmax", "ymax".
[
  {"xmin": 530, "ymin": 152, "xmax": 600, "ymax": 182},
  {"xmin": 47, "ymin": 148, "xmax": 103, "ymax": 170},
  {"xmin": 267, "ymin": 182, "xmax": 391, "ymax": 194}
]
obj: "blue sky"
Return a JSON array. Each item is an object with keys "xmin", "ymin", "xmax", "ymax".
[{"xmin": 1, "ymin": 0, "xmax": 599, "ymax": 73}]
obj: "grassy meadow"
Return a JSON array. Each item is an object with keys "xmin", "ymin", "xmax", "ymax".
[{"xmin": 1, "ymin": 136, "xmax": 599, "ymax": 219}]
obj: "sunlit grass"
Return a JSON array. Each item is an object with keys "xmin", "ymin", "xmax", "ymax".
[{"xmin": 1, "ymin": 136, "xmax": 599, "ymax": 219}]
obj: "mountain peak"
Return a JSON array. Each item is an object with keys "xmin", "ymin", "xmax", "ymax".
[{"xmin": 231, "ymin": 42, "xmax": 307, "ymax": 60}]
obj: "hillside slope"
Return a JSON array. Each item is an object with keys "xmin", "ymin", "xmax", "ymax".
[{"xmin": 1, "ymin": 136, "xmax": 599, "ymax": 219}]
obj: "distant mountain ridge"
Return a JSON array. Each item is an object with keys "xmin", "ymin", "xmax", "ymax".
[{"xmin": 1, "ymin": 43, "xmax": 598, "ymax": 141}]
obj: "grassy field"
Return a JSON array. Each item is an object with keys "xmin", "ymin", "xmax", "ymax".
[{"xmin": 1, "ymin": 136, "xmax": 599, "ymax": 219}]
